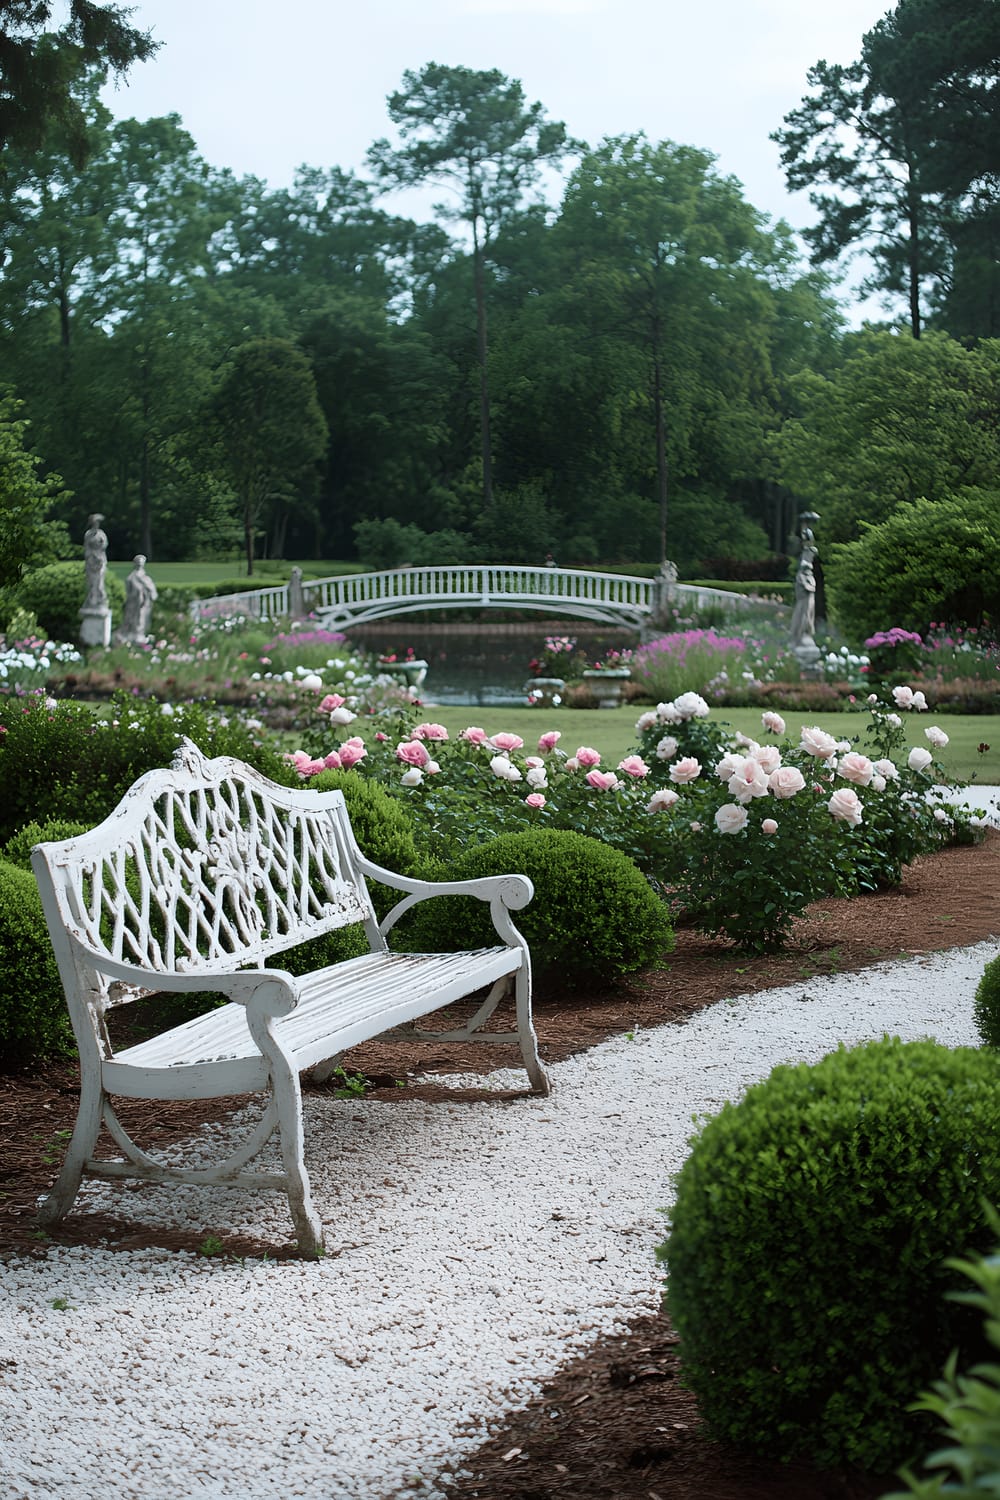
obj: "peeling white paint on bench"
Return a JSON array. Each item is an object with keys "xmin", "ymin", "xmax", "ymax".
[{"xmin": 31, "ymin": 739, "xmax": 548, "ymax": 1255}]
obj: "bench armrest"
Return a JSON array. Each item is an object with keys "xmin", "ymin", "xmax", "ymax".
[
  {"xmin": 353, "ymin": 855, "xmax": 533, "ymax": 946},
  {"xmin": 62, "ymin": 933, "xmax": 300, "ymax": 1014}
]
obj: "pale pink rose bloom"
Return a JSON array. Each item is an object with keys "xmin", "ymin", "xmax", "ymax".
[
  {"xmin": 886, "ymin": 713, "xmax": 902, "ymax": 729},
  {"xmin": 491, "ymin": 731, "xmax": 525, "ymax": 753},
  {"xmin": 319, "ymin": 693, "xmax": 346, "ymax": 713},
  {"xmin": 838, "ymin": 751, "xmax": 875, "ymax": 786},
  {"xmin": 537, "ymin": 730, "xmax": 561, "ymax": 752},
  {"xmin": 828, "ymin": 787, "xmax": 863, "ymax": 825},
  {"xmin": 868, "ymin": 693, "xmax": 879, "ymax": 704},
  {"xmin": 892, "ymin": 684, "xmax": 915, "ymax": 708},
  {"xmin": 873, "ymin": 758, "xmax": 899, "ymax": 780},
  {"xmin": 674, "ymin": 691, "xmax": 710, "ymax": 718},
  {"xmin": 413, "ymin": 722, "xmax": 449, "ymax": 741},
  {"xmin": 635, "ymin": 711, "xmax": 658, "ymax": 733},
  {"xmin": 564, "ymin": 756, "xmax": 580, "ymax": 771},
  {"xmin": 657, "ymin": 701, "xmax": 683, "ymax": 724},
  {"xmin": 836, "ymin": 740, "xmax": 853, "ymax": 753},
  {"xmin": 761, "ymin": 818, "xmax": 778, "ymax": 835},
  {"xmin": 689, "ymin": 821, "xmax": 702, "ymax": 832},
  {"xmin": 526, "ymin": 766, "xmax": 548, "ymax": 789},
  {"xmin": 618, "ymin": 754, "xmax": 650, "ymax": 779},
  {"xmin": 908, "ymin": 746, "xmax": 934, "ymax": 772},
  {"xmin": 728, "ymin": 759, "xmax": 769, "ymax": 803},
  {"xmin": 461, "ymin": 726, "xmax": 488, "ymax": 743},
  {"xmin": 329, "ymin": 706, "xmax": 356, "ymax": 726},
  {"xmin": 525, "ymin": 792, "xmax": 546, "ymax": 809},
  {"xmin": 400, "ymin": 766, "xmax": 423, "ymax": 787},
  {"xmin": 396, "ymin": 739, "xmax": 430, "ymax": 767},
  {"xmin": 524, "ymin": 755, "xmax": 544, "ymax": 768},
  {"xmin": 761, "ymin": 711, "xmax": 786, "ymax": 735},
  {"xmin": 800, "ymin": 725, "xmax": 838, "ymax": 759},
  {"xmin": 912, "ymin": 690, "xmax": 928, "ymax": 711},
  {"xmin": 338, "ymin": 743, "xmax": 365, "ymax": 768},
  {"xmin": 322, "ymin": 750, "xmax": 343, "ymax": 770},
  {"xmin": 375, "ymin": 731, "xmax": 388, "ymax": 743},
  {"xmin": 576, "ymin": 745, "xmax": 602, "ymax": 767},
  {"xmin": 734, "ymin": 731, "xmax": 758, "ymax": 750},
  {"xmin": 768, "ymin": 765, "xmax": 806, "ymax": 799},
  {"xmin": 925, "ymin": 725, "xmax": 948, "ymax": 747},
  {"xmin": 655, "ymin": 735, "xmax": 679, "ymax": 761},
  {"xmin": 714, "ymin": 802, "xmax": 749, "ymax": 834},
  {"xmin": 586, "ymin": 769, "xmax": 620, "ymax": 791},
  {"xmin": 424, "ymin": 759, "xmax": 441, "ymax": 775},
  {"xmin": 647, "ymin": 788, "xmax": 680, "ymax": 812},
  {"xmin": 933, "ymin": 806, "xmax": 952, "ymax": 825},
  {"xmin": 490, "ymin": 754, "xmax": 522, "ymax": 781},
  {"xmin": 715, "ymin": 751, "xmax": 746, "ymax": 781},
  {"xmin": 754, "ymin": 745, "xmax": 782, "ymax": 774},
  {"xmin": 287, "ymin": 750, "xmax": 313, "ymax": 772},
  {"xmin": 870, "ymin": 773, "xmax": 886, "ymax": 791},
  {"xmin": 670, "ymin": 756, "xmax": 702, "ymax": 784}
]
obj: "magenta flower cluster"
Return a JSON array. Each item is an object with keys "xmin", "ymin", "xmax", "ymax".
[{"xmin": 863, "ymin": 628, "xmax": 923, "ymax": 650}]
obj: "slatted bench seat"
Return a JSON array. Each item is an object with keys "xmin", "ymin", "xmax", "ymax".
[{"xmin": 31, "ymin": 739, "xmax": 549, "ymax": 1255}]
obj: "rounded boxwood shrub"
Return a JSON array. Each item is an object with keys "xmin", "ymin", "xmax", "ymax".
[
  {"xmin": 974, "ymin": 953, "xmax": 1000, "ymax": 1049},
  {"xmin": 2, "ymin": 818, "xmax": 91, "ymax": 869},
  {"xmin": 16, "ymin": 561, "xmax": 126, "ymax": 643},
  {"xmin": 0, "ymin": 858, "xmax": 73, "ymax": 1066},
  {"xmin": 396, "ymin": 828, "xmax": 674, "ymax": 986},
  {"xmin": 662, "ymin": 1037, "xmax": 1000, "ymax": 1473}
]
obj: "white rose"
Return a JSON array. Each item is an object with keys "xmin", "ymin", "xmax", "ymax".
[
  {"xmin": 714, "ymin": 802, "xmax": 749, "ymax": 835},
  {"xmin": 761, "ymin": 710, "xmax": 786, "ymax": 735},
  {"xmin": 892, "ymin": 685, "xmax": 915, "ymax": 708},
  {"xmin": 329, "ymin": 706, "xmax": 356, "ymax": 726},
  {"xmin": 727, "ymin": 759, "xmax": 769, "ymax": 803},
  {"xmin": 400, "ymin": 767, "xmax": 423, "ymax": 787},
  {"xmin": 873, "ymin": 758, "xmax": 899, "ymax": 781},
  {"xmin": 768, "ymin": 765, "xmax": 806, "ymax": 799},
  {"xmin": 635, "ymin": 711, "xmax": 659, "ymax": 733},
  {"xmin": 870, "ymin": 773, "xmax": 886, "ymax": 792},
  {"xmin": 800, "ymin": 725, "xmax": 838, "ymax": 759},
  {"xmin": 647, "ymin": 788, "xmax": 680, "ymax": 813},
  {"xmin": 838, "ymin": 752, "xmax": 875, "ymax": 787},
  {"xmin": 526, "ymin": 766, "xmax": 548, "ymax": 789},
  {"xmin": 908, "ymin": 746, "xmax": 934, "ymax": 772},
  {"xmin": 657, "ymin": 701, "xmax": 682, "ymax": 725},
  {"xmin": 715, "ymin": 751, "xmax": 746, "ymax": 781},
  {"xmin": 674, "ymin": 691, "xmax": 710, "ymax": 719},
  {"xmin": 912, "ymin": 691, "xmax": 928, "ymax": 710},
  {"xmin": 828, "ymin": 787, "xmax": 863, "ymax": 826},
  {"xmin": 754, "ymin": 745, "xmax": 782, "ymax": 774},
  {"xmin": 886, "ymin": 713, "xmax": 902, "ymax": 729},
  {"xmin": 655, "ymin": 735, "xmax": 679, "ymax": 761},
  {"xmin": 925, "ymin": 726, "xmax": 949, "ymax": 748}
]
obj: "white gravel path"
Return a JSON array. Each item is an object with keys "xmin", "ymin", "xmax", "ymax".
[{"xmin": 2, "ymin": 933, "xmax": 997, "ymax": 1500}]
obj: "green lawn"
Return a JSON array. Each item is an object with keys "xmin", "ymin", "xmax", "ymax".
[{"xmin": 417, "ymin": 703, "xmax": 1000, "ymax": 785}]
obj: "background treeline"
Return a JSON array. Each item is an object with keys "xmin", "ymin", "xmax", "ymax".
[{"xmin": 1, "ymin": 0, "xmax": 998, "ymax": 582}]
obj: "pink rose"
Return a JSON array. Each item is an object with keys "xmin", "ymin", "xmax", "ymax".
[
  {"xmin": 537, "ymin": 730, "xmax": 562, "ymax": 752},
  {"xmin": 761, "ymin": 711, "xmax": 786, "ymax": 736},
  {"xmin": 828, "ymin": 787, "xmax": 863, "ymax": 825},
  {"xmin": 338, "ymin": 737, "xmax": 367, "ymax": 769},
  {"xmin": 586, "ymin": 769, "xmax": 620, "ymax": 791},
  {"xmin": 647, "ymin": 788, "xmax": 679, "ymax": 812},
  {"xmin": 669, "ymin": 756, "xmax": 702, "ymax": 784},
  {"xmin": 754, "ymin": 745, "xmax": 782, "ymax": 775},
  {"xmin": 461, "ymin": 726, "xmax": 488, "ymax": 743},
  {"xmin": 525, "ymin": 792, "xmax": 546, "ymax": 809},
  {"xmin": 491, "ymin": 731, "xmax": 525, "ymax": 753},
  {"xmin": 761, "ymin": 818, "xmax": 778, "ymax": 835},
  {"xmin": 617, "ymin": 754, "xmax": 650, "ymax": 779},
  {"xmin": 728, "ymin": 758, "xmax": 768, "ymax": 803},
  {"xmin": 714, "ymin": 802, "xmax": 749, "ymax": 834},
  {"xmin": 838, "ymin": 751, "xmax": 874, "ymax": 787},
  {"xmin": 375, "ymin": 731, "xmax": 388, "ymax": 743},
  {"xmin": 575, "ymin": 745, "xmax": 602, "ymax": 767},
  {"xmin": 800, "ymin": 726, "xmax": 838, "ymax": 759},
  {"xmin": 413, "ymin": 722, "xmax": 449, "ymax": 741},
  {"xmin": 322, "ymin": 750, "xmax": 343, "ymax": 770},
  {"xmin": 715, "ymin": 751, "xmax": 746, "ymax": 781},
  {"xmin": 396, "ymin": 739, "xmax": 430, "ymax": 768},
  {"xmin": 908, "ymin": 746, "xmax": 933, "ymax": 772},
  {"xmin": 768, "ymin": 765, "xmax": 806, "ymax": 799},
  {"xmin": 319, "ymin": 693, "xmax": 346, "ymax": 713}
]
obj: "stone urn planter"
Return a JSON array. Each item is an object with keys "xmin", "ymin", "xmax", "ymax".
[
  {"xmin": 582, "ymin": 667, "xmax": 631, "ymax": 708},
  {"xmin": 377, "ymin": 658, "xmax": 428, "ymax": 691},
  {"xmin": 525, "ymin": 676, "xmax": 565, "ymax": 707}
]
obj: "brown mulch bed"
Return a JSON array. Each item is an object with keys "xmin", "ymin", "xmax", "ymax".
[{"xmin": 2, "ymin": 832, "xmax": 998, "ymax": 1499}]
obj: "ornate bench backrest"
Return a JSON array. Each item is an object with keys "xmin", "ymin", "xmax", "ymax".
[{"xmin": 32, "ymin": 740, "xmax": 379, "ymax": 994}]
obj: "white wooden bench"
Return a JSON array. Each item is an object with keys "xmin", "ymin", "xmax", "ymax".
[{"xmin": 31, "ymin": 739, "xmax": 549, "ymax": 1255}]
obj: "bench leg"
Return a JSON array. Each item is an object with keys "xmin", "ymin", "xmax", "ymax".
[
  {"xmin": 37, "ymin": 1071, "xmax": 104, "ymax": 1227},
  {"xmin": 270, "ymin": 1060, "xmax": 325, "ymax": 1257},
  {"xmin": 514, "ymin": 969, "xmax": 550, "ymax": 1096}
]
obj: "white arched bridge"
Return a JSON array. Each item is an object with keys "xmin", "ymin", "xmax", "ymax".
[{"xmin": 189, "ymin": 564, "xmax": 781, "ymax": 633}]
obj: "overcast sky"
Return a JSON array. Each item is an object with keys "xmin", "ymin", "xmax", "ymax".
[{"xmin": 100, "ymin": 0, "xmax": 894, "ymax": 314}]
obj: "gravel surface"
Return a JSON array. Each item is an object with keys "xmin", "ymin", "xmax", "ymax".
[{"xmin": 1, "ymin": 938, "xmax": 993, "ymax": 1500}]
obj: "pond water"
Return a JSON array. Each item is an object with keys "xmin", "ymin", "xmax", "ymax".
[{"xmin": 346, "ymin": 624, "xmax": 637, "ymax": 706}]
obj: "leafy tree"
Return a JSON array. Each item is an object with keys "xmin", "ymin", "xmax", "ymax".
[
  {"xmin": 770, "ymin": 330, "xmax": 1000, "ymax": 543},
  {"xmin": 0, "ymin": 1, "xmax": 156, "ymax": 165},
  {"xmin": 0, "ymin": 392, "xmax": 69, "ymax": 591},
  {"xmin": 368, "ymin": 62, "xmax": 575, "ymax": 511},
  {"xmin": 208, "ymin": 337, "xmax": 328, "ymax": 574},
  {"xmin": 825, "ymin": 489, "xmax": 1000, "ymax": 639}
]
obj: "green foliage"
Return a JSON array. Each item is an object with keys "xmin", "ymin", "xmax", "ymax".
[
  {"xmin": 826, "ymin": 491, "xmax": 1000, "ymax": 642},
  {"xmin": 0, "ymin": 858, "xmax": 72, "ymax": 1066},
  {"xmin": 0, "ymin": 395, "xmax": 71, "ymax": 591},
  {"xmin": 887, "ymin": 1207, "xmax": 1000, "ymax": 1500},
  {"xmin": 631, "ymin": 631, "xmax": 750, "ymax": 706},
  {"xmin": 352, "ymin": 517, "xmax": 477, "ymax": 570},
  {"xmin": 662, "ymin": 1038, "xmax": 1000, "ymax": 1472},
  {"xmin": 397, "ymin": 828, "xmax": 674, "ymax": 987},
  {"xmin": 0, "ymin": 693, "xmax": 298, "ymax": 844},
  {"xmin": 16, "ymin": 561, "xmax": 126, "ymax": 643},
  {"xmin": 2, "ymin": 818, "xmax": 90, "ymax": 868},
  {"xmin": 974, "ymin": 954, "xmax": 1000, "ymax": 1051}
]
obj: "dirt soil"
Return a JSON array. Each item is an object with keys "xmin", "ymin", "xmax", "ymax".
[{"xmin": 2, "ymin": 832, "xmax": 998, "ymax": 1500}]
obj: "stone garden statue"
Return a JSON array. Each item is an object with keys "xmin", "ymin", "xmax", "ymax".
[
  {"xmin": 80, "ymin": 514, "xmax": 112, "ymax": 647},
  {"xmin": 789, "ymin": 511, "xmax": 821, "ymax": 668},
  {"xmin": 119, "ymin": 555, "xmax": 158, "ymax": 642}
]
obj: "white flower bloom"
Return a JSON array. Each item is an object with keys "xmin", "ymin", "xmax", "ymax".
[
  {"xmin": 908, "ymin": 746, "xmax": 934, "ymax": 772},
  {"xmin": 925, "ymin": 725, "xmax": 949, "ymax": 748},
  {"xmin": 873, "ymin": 758, "xmax": 899, "ymax": 780},
  {"xmin": 655, "ymin": 735, "xmax": 679, "ymax": 761},
  {"xmin": 526, "ymin": 766, "xmax": 548, "ymax": 789},
  {"xmin": 674, "ymin": 691, "xmax": 710, "ymax": 719},
  {"xmin": 400, "ymin": 767, "xmax": 423, "ymax": 787}
]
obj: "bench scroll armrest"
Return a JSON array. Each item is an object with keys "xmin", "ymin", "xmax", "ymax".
[{"xmin": 353, "ymin": 855, "xmax": 533, "ymax": 947}]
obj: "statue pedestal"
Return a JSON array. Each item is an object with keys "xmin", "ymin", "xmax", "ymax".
[
  {"xmin": 582, "ymin": 668, "xmax": 631, "ymax": 708},
  {"xmin": 792, "ymin": 639, "xmax": 823, "ymax": 680},
  {"xmin": 80, "ymin": 607, "xmax": 111, "ymax": 648}
]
